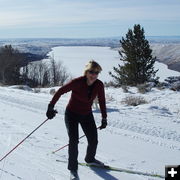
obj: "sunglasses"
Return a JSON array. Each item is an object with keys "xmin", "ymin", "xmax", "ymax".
[{"xmin": 88, "ymin": 70, "xmax": 100, "ymax": 75}]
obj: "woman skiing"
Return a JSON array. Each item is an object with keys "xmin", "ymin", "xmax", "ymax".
[{"xmin": 46, "ymin": 60, "xmax": 107, "ymax": 179}]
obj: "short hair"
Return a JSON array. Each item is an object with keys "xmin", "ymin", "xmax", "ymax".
[{"xmin": 83, "ymin": 60, "xmax": 102, "ymax": 75}]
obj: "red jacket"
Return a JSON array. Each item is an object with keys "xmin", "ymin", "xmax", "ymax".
[{"xmin": 50, "ymin": 76, "xmax": 107, "ymax": 119}]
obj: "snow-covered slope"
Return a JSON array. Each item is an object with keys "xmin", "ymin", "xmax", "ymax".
[{"xmin": 0, "ymin": 85, "xmax": 180, "ymax": 180}]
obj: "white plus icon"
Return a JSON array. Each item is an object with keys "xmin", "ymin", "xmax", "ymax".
[{"xmin": 168, "ymin": 168, "xmax": 177, "ymax": 177}]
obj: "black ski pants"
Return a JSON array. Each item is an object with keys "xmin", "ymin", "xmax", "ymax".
[{"xmin": 65, "ymin": 108, "xmax": 98, "ymax": 171}]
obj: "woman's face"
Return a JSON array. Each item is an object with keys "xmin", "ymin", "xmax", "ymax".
[{"xmin": 86, "ymin": 69, "xmax": 99, "ymax": 84}]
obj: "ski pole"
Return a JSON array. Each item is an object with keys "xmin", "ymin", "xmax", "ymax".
[
  {"xmin": 0, "ymin": 118, "xmax": 49, "ymax": 162},
  {"xmin": 52, "ymin": 126, "xmax": 101, "ymax": 154}
]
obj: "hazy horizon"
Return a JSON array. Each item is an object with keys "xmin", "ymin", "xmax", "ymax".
[{"xmin": 1, "ymin": 35, "xmax": 180, "ymax": 40}]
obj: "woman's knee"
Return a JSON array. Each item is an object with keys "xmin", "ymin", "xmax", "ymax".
[{"xmin": 88, "ymin": 137, "xmax": 98, "ymax": 146}]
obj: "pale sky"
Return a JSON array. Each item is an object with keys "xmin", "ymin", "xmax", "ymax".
[{"xmin": 0, "ymin": 0, "xmax": 180, "ymax": 38}]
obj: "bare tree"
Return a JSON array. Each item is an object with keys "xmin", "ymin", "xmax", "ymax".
[
  {"xmin": 49, "ymin": 55, "xmax": 70, "ymax": 86},
  {"xmin": 14, "ymin": 52, "xmax": 70, "ymax": 87},
  {"xmin": 22, "ymin": 61, "xmax": 49, "ymax": 87}
]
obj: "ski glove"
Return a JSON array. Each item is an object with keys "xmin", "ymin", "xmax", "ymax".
[
  {"xmin": 46, "ymin": 104, "xmax": 58, "ymax": 119},
  {"xmin": 99, "ymin": 118, "xmax": 107, "ymax": 130}
]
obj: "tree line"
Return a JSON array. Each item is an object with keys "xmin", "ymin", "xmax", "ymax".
[{"xmin": 0, "ymin": 45, "xmax": 70, "ymax": 87}]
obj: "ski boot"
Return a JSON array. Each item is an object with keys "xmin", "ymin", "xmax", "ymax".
[
  {"xmin": 86, "ymin": 159, "xmax": 105, "ymax": 167},
  {"xmin": 70, "ymin": 170, "xmax": 79, "ymax": 180}
]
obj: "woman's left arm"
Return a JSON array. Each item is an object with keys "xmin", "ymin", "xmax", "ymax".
[{"xmin": 97, "ymin": 82, "xmax": 107, "ymax": 119}]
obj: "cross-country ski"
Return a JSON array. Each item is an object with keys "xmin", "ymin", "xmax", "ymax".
[{"xmin": 56, "ymin": 159, "xmax": 165, "ymax": 178}]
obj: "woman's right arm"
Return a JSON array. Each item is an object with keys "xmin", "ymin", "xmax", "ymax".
[{"xmin": 50, "ymin": 79, "xmax": 76, "ymax": 105}]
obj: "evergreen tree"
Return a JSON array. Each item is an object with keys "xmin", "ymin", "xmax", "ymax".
[
  {"xmin": 0, "ymin": 45, "xmax": 24, "ymax": 84},
  {"xmin": 110, "ymin": 24, "xmax": 158, "ymax": 86}
]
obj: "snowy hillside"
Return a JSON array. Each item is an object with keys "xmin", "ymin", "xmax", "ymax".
[
  {"xmin": 0, "ymin": 84, "xmax": 180, "ymax": 180},
  {"xmin": 151, "ymin": 43, "xmax": 180, "ymax": 72}
]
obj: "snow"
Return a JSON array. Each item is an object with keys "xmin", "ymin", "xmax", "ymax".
[
  {"xmin": 0, "ymin": 87, "xmax": 180, "ymax": 180},
  {"xmin": 47, "ymin": 46, "xmax": 180, "ymax": 82},
  {"xmin": 0, "ymin": 46, "xmax": 180, "ymax": 180}
]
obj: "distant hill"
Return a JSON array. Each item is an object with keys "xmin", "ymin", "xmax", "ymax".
[{"xmin": 151, "ymin": 43, "xmax": 180, "ymax": 72}]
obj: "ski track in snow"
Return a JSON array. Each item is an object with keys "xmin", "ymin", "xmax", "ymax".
[
  {"xmin": 103, "ymin": 88, "xmax": 180, "ymax": 152},
  {"xmin": 0, "ymin": 86, "xmax": 180, "ymax": 180}
]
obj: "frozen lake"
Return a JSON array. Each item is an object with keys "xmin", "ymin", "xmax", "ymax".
[{"xmin": 47, "ymin": 46, "xmax": 180, "ymax": 82}]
